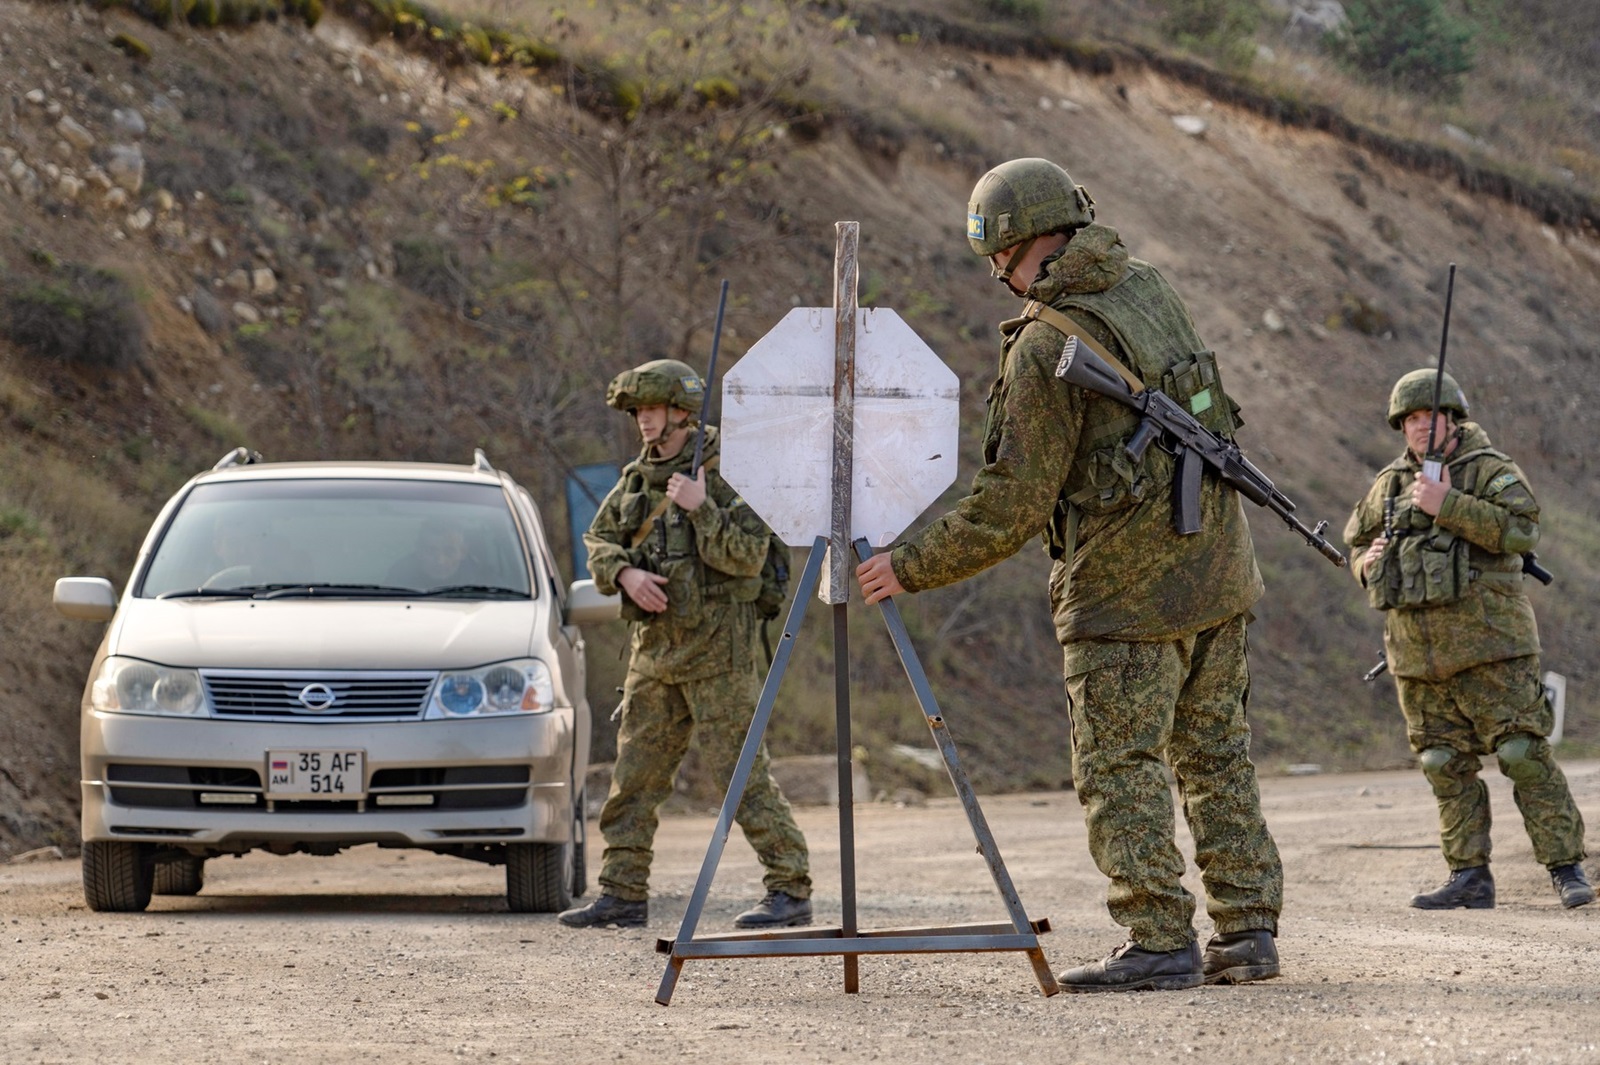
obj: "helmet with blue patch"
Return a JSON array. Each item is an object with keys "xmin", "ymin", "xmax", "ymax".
[
  {"xmin": 966, "ymin": 158, "xmax": 1095, "ymax": 257},
  {"xmin": 606, "ymin": 359, "xmax": 705, "ymax": 414}
]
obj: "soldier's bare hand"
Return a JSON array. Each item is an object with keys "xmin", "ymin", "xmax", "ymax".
[
  {"xmin": 617, "ymin": 566, "xmax": 670, "ymax": 613},
  {"xmin": 1361, "ymin": 536, "xmax": 1388, "ymax": 578},
  {"xmin": 1411, "ymin": 464, "xmax": 1452, "ymax": 516},
  {"xmin": 666, "ymin": 469, "xmax": 707, "ymax": 512},
  {"xmin": 855, "ymin": 552, "xmax": 904, "ymax": 605}
]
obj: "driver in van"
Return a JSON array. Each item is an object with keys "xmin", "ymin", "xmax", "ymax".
[{"xmin": 387, "ymin": 516, "xmax": 479, "ymax": 589}]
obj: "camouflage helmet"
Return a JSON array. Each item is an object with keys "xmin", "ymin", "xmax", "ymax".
[
  {"xmin": 1387, "ymin": 368, "xmax": 1469, "ymax": 430},
  {"xmin": 605, "ymin": 359, "xmax": 705, "ymax": 415},
  {"xmin": 966, "ymin": 158, "xmax": 1095, "ymax": 257}
]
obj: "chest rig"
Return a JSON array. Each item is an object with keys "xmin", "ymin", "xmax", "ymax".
[
  {"xmin": 1004, "ymin": 260, "xmax": 1242, "ymax": 557},
  {"xmin": 1367, "ymin": 446, "xmax": 1509, "ymax": 611},
  {"xmin": 615, "ymin": 460, "xmax": 707, "ymax": 626}
]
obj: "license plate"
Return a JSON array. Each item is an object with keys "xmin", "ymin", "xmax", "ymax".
[{"xmin": 265, "ymin": 750, "xmax": 366, "ymax": 799}]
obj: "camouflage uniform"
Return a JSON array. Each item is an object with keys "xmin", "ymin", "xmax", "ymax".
[
  {"xmin": 584, "ymin": 425, "xmax": 811, "ymax": 903},
  {"xmin": 1345, "ymin": 421, "xmax": 1586, "ymax": 871},
  {"xmin": 891, "ymin": 222, "xmax": 1283, "ymax": 952}
]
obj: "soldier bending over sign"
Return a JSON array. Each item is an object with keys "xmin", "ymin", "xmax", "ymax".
[{"xmin": 856, "ymin": 158, "xmax": 1284, "ymax": 991}]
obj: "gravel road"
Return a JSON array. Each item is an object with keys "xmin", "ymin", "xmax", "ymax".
[{"xmin": 3, "ymin": 762, "xmax": 1598, "ymax": 1064}]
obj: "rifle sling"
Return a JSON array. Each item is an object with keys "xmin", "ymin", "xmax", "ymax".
[
  {"xmin": 628, "ymin": 454, "xmax": 721, "ymax": 550},
  {"xmin": 1020, "ymin": 300, "xmax": 1146, "ymax": 392}
]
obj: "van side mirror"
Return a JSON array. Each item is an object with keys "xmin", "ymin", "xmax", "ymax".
[
  {"xmin": 54, "ymin": 577, "xmax": 117, "ymax": 622},
  {"xmin": 564, "ymin": 579, "xmax": 620, "ymax": 625}
]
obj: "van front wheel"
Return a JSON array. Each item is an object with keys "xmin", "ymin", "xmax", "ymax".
[
  {"xmin": 82, "ymin": 841, "xmax": 154, "ymax": 912},
  {"xmin": 506, "ymin": 841, "xmax": 573, "ymax": 913}
]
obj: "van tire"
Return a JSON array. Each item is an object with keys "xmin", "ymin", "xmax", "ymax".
[
  {"xmin": 82, "ymin": 841, "xmax": 154, "ymax": 912},
  {"xmin": 506, "ymin": 841, "xmax": 573, "ymax": 913},
  {"xmin": 153, "ymin": 855, "xmax": 206, "ymax": 896}
]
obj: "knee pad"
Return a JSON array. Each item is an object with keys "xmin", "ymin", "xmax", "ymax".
[
  {"xmin": 1495, "ymin": 734, "xmax": 1548, "ymax": 787},
  {"xmin": 1418, "ymin": 746, "xmax": 1458, "ymax": 786}
]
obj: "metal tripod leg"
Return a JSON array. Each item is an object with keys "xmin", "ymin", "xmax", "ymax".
[
  {"xmin": 655, "ymin": 537, "xmax": 828, "ymax": 1006},
  {"xmin": 850, "ymin": 539, "xmax": 1060, "ymax": 997}
]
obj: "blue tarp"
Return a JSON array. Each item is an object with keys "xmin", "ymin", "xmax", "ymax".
[{"xmin": 565, "ymin": 462, "xmax": 619, "ymax": 578}]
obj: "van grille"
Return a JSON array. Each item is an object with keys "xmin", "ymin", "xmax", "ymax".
[{"xmin": 201, "ymin": 670, "xmax": 436, "ymax": 720}]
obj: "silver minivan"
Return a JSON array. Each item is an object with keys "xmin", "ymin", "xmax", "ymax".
[{"xmin": 54, "ymin": 448, "xmax": 618, "ymax": 913}]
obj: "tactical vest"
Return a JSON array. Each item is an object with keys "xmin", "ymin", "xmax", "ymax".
[
  {"xmin": 1007, "ymin": 259, "xmax": 1242, "ymax": 552},
  {"xmin": 1367, "ymin": 445, "xmax": 1511, "ymax": 611},
  {"xmin": 613, "ymin": 459, "xmax": 761, "ymax": 625}
]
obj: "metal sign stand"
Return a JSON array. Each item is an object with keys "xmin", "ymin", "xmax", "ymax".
[{"xmin": 653, "ymin": 224, "xmax": 1057, "ymax": 1005}]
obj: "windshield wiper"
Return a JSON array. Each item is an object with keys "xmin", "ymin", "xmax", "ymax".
[
  {"xmin": 413, "ymin": 584, "xmax": 528, "ymax": 599},
  {"xmin": 253, "ymin": 583, "xmax": 421, "ymax": 600},
  {"xmin": 156, "ymin": 587, "xmax": 258, "ymax": 600}
]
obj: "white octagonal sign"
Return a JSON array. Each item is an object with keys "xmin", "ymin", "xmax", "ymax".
[{"xmin": 721, "ymin": 307, "xmax": 960, "ymax": 547}]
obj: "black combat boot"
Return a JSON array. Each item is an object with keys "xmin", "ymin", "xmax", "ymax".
[
  {"xmin": 1549, "ymin": 864, "xmax": 1596, "ymax": 909},
  {"xmin": 557, "ymin": 894, "xmax": 647, "ymax": 928},
  {"xmin": 1058, "ymin": 940, "xmax": 1204, "ymax": 993},
  {"xmin": 1202, "ymin": 930, "xmax": 1280, "ymax": 984},
  {"xmin": 732, "ymin": 891, "xmax": 813, "ymax": 929},
  {"xmin": 1410, "ymin": 865, "xmax": 1495, "ymax": 909}
]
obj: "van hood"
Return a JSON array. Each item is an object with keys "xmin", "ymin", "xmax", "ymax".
[{"xmin": 107, "ymin": 598, "xmax": 544, "ymax": 670}]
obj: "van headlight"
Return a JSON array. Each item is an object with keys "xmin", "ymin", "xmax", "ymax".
[
  {"xmin": 90, "ymin": 657, "xmax": 207, "ymax": 716},
  {"xmin": 428, "ymin": 659, "xmax": 554, "ymax": 718}
]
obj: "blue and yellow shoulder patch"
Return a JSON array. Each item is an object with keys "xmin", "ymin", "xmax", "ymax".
[{"xmin": 1486, "ymin": 473, "xmax": 1520, "ymax": 495}]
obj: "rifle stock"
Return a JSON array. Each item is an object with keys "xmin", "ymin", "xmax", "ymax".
[{"xmin": 1054, "ymin": 335, "xmax": 1348, "ymax": 568}]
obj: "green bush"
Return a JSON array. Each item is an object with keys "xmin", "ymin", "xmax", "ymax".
[
  {"xmin": 0, "ymin": 505, "xmax": 41, "ymax": 541},
  {"xmin": 459, "ymin": 24, "xmax": 493, "ymax": 64},
  {"xmin": 110, "ymin": 32, "xmax": 153, "ymax": 60},
  {"xmin": 2, "ymin": 265, "xmax": 149, "ymax": 370},
  {"xmin": 1332, "ymin": 0, "xmax": 1474, "ymax": 98},
  {"xmin": 394, "ymin": 237, "xmax": 466, "ymax": 306},
  {"xmin": 1161, "ymin": 0, "xmax": 1262, "ymax": 68},
  {"xmin": 973, "ymin": 0, "xmax": 1045, "ymax": 24}
]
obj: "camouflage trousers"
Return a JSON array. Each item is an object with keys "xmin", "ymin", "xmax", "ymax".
[
  {"xmin": 1063, "ymin": 613, "xmax": 1283, "ymax": 952},
  {"xmin": 1396, "ymin": 654, "xmax": 1586, "ymax": 870},
  {"xmin": 597, "ymin": 668, "xmax": 812, "ymax": 902}
]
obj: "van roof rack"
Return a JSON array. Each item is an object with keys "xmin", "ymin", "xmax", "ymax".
[
  {"xmin": 472, "ymin": 448, "xmax": 495, "ymax": 473},
  {"xmin": 213, "ymin": 447, "xmax": 264, "ymax": 470}
]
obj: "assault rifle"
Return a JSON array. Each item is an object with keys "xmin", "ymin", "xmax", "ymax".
[{"xmin": 1050, "ymin": 330, "xmax": 1348, "ymax": 568}]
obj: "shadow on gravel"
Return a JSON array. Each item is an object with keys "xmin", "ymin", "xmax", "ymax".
[{"xmin": 149, "ymin": 893, "xmax": 517, "ymax": 915}]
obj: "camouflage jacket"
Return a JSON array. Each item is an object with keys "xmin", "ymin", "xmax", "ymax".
[
  {"xmin": 891, "ymin": 223, "xmax": 1262, "ymax": 645},
  {"xmin": 1344, "ymin": 421, "xmax": 1541, "ymax": 680},
  {"xmin": 584, "ymin": 426, "xmax": 768, "ymax": 682}
]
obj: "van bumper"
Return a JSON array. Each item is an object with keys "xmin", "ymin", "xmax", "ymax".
[{"xmin": 80, "ymin": 710, "xmax": 578, "ymax": 849}]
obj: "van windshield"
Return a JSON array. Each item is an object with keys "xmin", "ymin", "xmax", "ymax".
[{"xmin": 138, "ymin": 479, "xmax": 534, "ymax": 599}]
